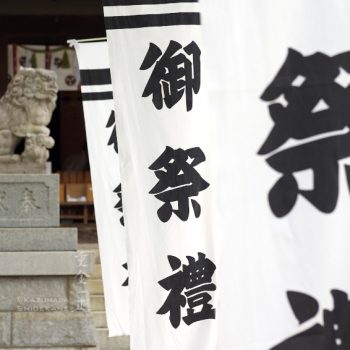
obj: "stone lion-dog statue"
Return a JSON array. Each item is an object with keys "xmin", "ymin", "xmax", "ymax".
[{"xmin": 0, "ymin": 68, "xmax": 58, "ymax": 163}]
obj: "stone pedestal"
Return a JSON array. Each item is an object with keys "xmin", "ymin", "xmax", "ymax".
[
  {"xmin": 0, "ymin": 174, "xmax": 59, "ymax": 227},
  {"xmin": 0, "ymin": 174, "xmax": 97, "ymax": 349},
  {"xmin": 0, "ymin": 162, "xmax": 50, "ymax": 175}
]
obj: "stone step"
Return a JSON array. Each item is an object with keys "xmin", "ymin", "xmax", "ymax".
[
  {"xmin": 92, "ymin": 311, "xmax": 107, "ymax": 328},
  {"xmin": 78, "ymin": 243, "xmax": 99, "ymax": 251},
  {"xmin": 88, "ymin": 278, "xmax": 104, "ymax": 295},
  {"xmin": 0, "ymin": 251, "xmax": 95, "ymax": 276},
  {"xmin": 92, "ymin": 264, "xmax": 102, "ymax": 278},
  {"xmin": 91, "ymin": 295, "xmax": 105, "ymax": 312},
  {"xmin": 78, "ymin": 243, "xmax": 100, "ymax": 264},
  {"xmin": 0, "ymin": 228, "xmax": 77, "ymax": 252},
  {"xmin": 96, "ymin": 328, "xmax": 129, "ymax": 350},
  {"xmin": 11, "ymin": 311, "xmax": 96, "ymax": 347}
]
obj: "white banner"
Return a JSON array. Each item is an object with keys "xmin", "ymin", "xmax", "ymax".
[
  {"xmin": 103, "ymin": 1, "xmax": 217, "ymax": 349},
  {"xmin": 104, "ymin": 0, "xmax": 350, "ymax": 349},
  {"xmin": 70, "ymin": 39, "xmax": 129, "ymax": 337},
  {"xmin": 202, "ymin": 0, "xmax": 350, "ymax": 349}
]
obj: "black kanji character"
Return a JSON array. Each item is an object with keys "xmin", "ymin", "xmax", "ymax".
[
  {"xmin": 272, "ymin": 289, "xmax": 350, "ymax": 349},
  {"xmin": 157, "ymin": 253, "xmax": 216, "ymax": 328},
  {"xmin": 121, "ymin": 262, "xmax": 128, "ymax": 287},
  {"xmin": 149, "ymin": 146, "xmax": 209, "ymax": 222},
  {"xmin": 140, "ymin": 40, "xmax": 201, "ymax": 112},
  {"xmin": 114, "ymin": 183, "xmax": 124, "ymax": 227},
  {"xmin": 106, "ymin": 110, "xmax": 118, "ymax": 154},
  {"xmin": 259, "ymin": 49, "xmax": 350, "ymax": 217}
]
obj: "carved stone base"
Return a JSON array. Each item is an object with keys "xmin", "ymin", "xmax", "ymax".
[
  {"xmin": 0, "ymin": 228, "xmax": 77, "ymax": 252},
  {"xmin": 0, "ymin": 251, "xmax": 95, "ymax": 276},
  {"xmin": 0, "ymin": 227, "xmax": 97, "ymax": 348},
  {"xmin": 0, "ymin": 174, "xmax": 59, "ymax": 227},
  {"xmin": 0, "ymin": 276, "xmax": 92, "ymax": 312},
  {"xmin": 0, "ymin": 312, "xmax": 96, "ymax": 347}
]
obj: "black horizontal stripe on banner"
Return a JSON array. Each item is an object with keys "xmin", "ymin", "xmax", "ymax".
[
  {"xmin": 81, "ymin": 91, "xmax": 114, "ymax": 101},
  {"xmin": 80, "ymin": 69, "xmax": 112, "ymax": 86},
  {"xmin": 103, "ymin": 0, "xmax": 197, "ymax": 5},
  {"xmin": 104, "ymin": 12, "xmax": 200, "ymax": 29}
]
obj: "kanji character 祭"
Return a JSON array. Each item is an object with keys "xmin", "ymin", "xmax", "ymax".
[
  {"xmin": 259, "ymin": 49, "xmax": 350, "ymax": 217},
  {"xmin": 149, "ymin": 146, "xmax": 209, "ymax": 222},
  {"xmin": 272, "ymin": 289, "xmax": 350, "ymax": 349},
  {"xmin": 157, "ymin": 253, "xmax": 216, "ymax": 328},
  {"xmin": 140, "ymin": 40, "xmax": 201, "ymax": 111}
]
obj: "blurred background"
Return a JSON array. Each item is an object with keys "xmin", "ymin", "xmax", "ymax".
[
  {"xmin": 0, "ymin": 0, "xmax": 105, "ymax": 172},
  {"xmin": 0, "ymin": 0, "xmax": 107, "ymax": 231}
]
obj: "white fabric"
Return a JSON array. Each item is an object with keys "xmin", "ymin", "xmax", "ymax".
[
  {"xmin": 104, "ymin": 2, "xmax": 216, "ymax": 349},
  {"xmin": 71, "ymin": 40, "xmax": 129, "ymax": 337},
  {"xmin": 104, "ymin": 0, "xmax": 350, "ymax": 349},
  {"xmin": 203, "ymin": 1, "xmax": 350, "ymax": 349}
]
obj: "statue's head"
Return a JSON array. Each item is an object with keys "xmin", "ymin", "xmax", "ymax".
[
  {"xmin": 3, "ymin": 68, "xmax": 58, "ymax": 108},
  {"xmin": 30, "ymin": 69, "xmax": 58, "ymax": 102}
]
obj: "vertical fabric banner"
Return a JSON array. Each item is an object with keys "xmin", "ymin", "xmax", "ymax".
[
  {"xmin": 103, "ymin": 0, "xmax": 350, "ymax": 349},
  {"xmin": 103, "ymin": 1, "xmax": 217, "ymax": 350},
  {"xmin": 201, "ymin": 0, "xmax": 350, "ymax": 349},
  {"xmin": 69, "ymin": 39, "xmax": 129, "ymax": 337}
]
